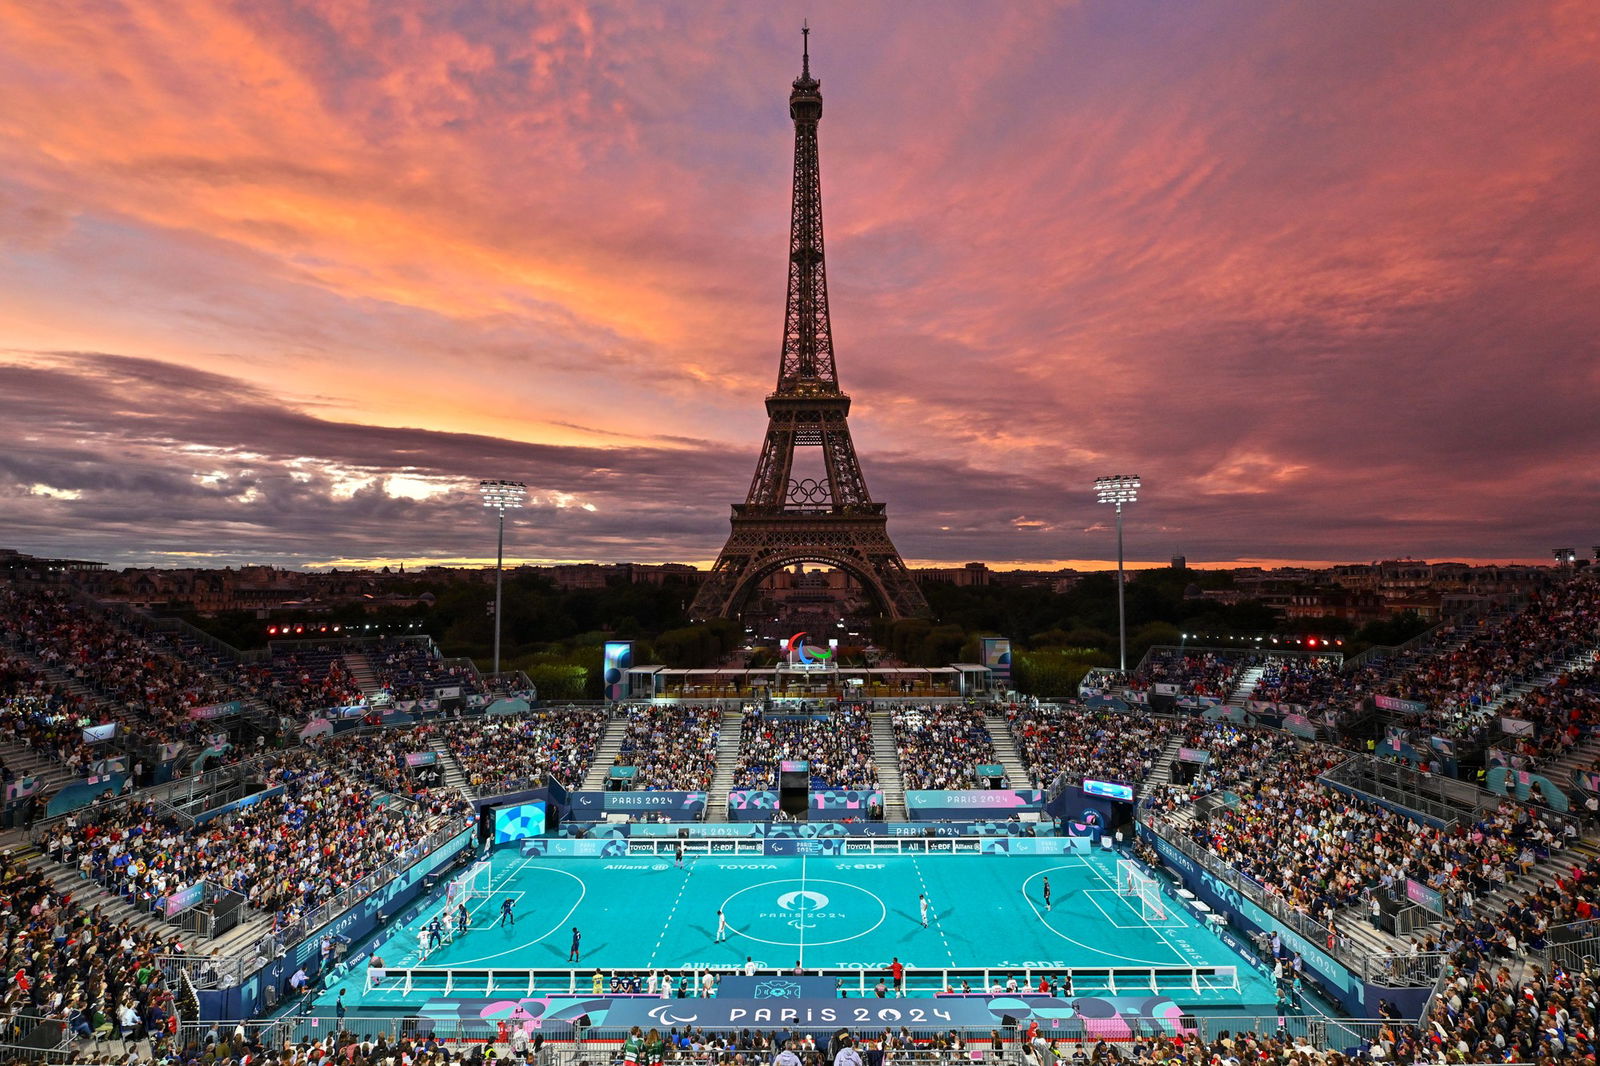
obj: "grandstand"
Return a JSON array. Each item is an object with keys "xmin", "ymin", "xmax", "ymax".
[{"xmin": 1, "ymin": 570, "xmax": 1598, "ymax": 1065}]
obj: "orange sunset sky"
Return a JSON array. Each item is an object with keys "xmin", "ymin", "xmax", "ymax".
[{"xmin": 1, "ymin": 1, "xmax": 1597, "ymax": 571}]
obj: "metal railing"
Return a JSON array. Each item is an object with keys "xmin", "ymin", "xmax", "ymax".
[
  {"xmin": 1319, "ymin": 755, "xmax": 1471, "ymax": 827},
  {"xmin": 0, "ymin": 1012, "xmax": 72, "ymax": 1063},
  {"xmin": 359, "ymin": 964, "xmax": 1239, "ymax": 1001},
  {"xmin": 1341, "ymin": 621, "xmax": 1450, "ymax": 672},
  {"xmin": 1548, "ymin": 933, "xmax": 1600, "ymax": 972},
  {"xmin": 145, "ymin": 613, "xmax": 268, "ymax": 664}
]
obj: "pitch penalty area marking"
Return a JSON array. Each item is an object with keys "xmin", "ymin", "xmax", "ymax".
[
  {"xmin": 1017, "ymin": 866, "xmax": 1178, "ymax": 967},
  {"xmin": 448, "ymin": 866, "xmax": 588, "ymax": 967}
]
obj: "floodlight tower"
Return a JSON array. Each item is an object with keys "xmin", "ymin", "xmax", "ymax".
[
  {"xmin": 1095, "ymin": 474, "xmax": 1141, "ymax": 672},
  {"xmin": 479, "ymin": 479, "xmax": 527, "ymax": 680},
  {"xmin": 1553, "ymin": 548, "xmax": 1575, "ymax": 569}
]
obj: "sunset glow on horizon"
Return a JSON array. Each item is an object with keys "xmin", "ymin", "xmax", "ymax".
[{"xmin": 2, "ymin": 1, "xmax": 1597, "ymax": 571}]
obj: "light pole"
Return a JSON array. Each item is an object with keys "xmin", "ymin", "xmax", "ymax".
[
  {"xmin": 479, "ymin": 479, "xmax": 527, "ymax": 680},
  {"xmin": 1095, "ymin": 474, "xmax": 1141, "ymax": 672}
]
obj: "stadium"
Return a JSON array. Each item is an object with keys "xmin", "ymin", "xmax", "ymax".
[
  {"xmin": 3, "ymin": 6, "xmax": 1599, "ymax": 1066},
  {"xmin": 2, "ymin": 569, "xmax": 1598, "ymax": 1066}
]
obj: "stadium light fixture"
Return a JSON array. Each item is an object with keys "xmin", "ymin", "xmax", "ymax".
[
  {"xmin": 1094, "ymin": 474, "xmax": 1140, "ymax": 672},
  {"xmin": 479, "ymin": 479, "xmax": 527, "ymax": 680}
]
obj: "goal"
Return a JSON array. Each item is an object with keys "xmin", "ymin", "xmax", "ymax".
[
  {"xmin": 1116, "ymin": 859, "xmax": 1167, "ymax": 921},
  {"xmin": 449, "ymin": 860, "xmax": 493, "ymax": 902}
]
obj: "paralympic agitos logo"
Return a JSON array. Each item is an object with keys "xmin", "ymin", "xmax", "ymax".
[{"xmin": 785, "ymin": 632, "xmax": 833, "ymax": 663}]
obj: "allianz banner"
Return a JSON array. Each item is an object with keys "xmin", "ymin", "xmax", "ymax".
[{"xmin": 905, "ymin": 789, "xmax": 1044, "ymax": 820}]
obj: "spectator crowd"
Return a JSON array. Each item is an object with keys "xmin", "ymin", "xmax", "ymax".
[
  {"xmin": 617, "ymin": 706, "xmax": 720, "ymax": 791},
  {"xmin": 733, "ymin": 705, "xmax": 878, "ymax": 790},
  {"xmin": 891, "ymin": 706, "xmax": 997, "ymax": 790}
]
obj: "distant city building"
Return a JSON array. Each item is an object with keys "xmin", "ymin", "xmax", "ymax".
[
  {"xmin": 915, "ymin": 562, "xmax": 993, "ymax": 587},
  {"xmin": 0, "ymin": 547, "xmax": 105, "ymax": 579}
]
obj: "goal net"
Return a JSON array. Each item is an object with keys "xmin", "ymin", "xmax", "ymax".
[
  {"xmin": 450, "ymin": 860, "xmax": 493, "ymax": 902},
  {"xmin": 1116, "ymin": 859, "xmax": 1166, "ymax": 921}
]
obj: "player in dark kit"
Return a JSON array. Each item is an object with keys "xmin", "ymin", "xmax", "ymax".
[
  {"xmin": 499, "ymin": 898, "xmax": 515, "ymax": 927},
  {"xmin": 1042, "ymin": 877, "xmax": 1051, "ymax": 912},
  {"xmin": 569, "ymin": 926, "xmax": 582, "ymax": 962}
]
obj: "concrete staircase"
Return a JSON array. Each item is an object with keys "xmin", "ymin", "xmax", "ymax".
[
  {"xmin": 1538, "ymin": 731, "xmax": 1600, "ymax": 789},
  {"xmin": 983, "ymin": 709, "xmax": 1033, "ymax": 790},
  {"xmin": 1332, "ymin": 836, "xmax": 1600, "ymax": 960},
  {"xmin": 1477, "ymin": 643, "xmax": 1598, "ymax": 720},
  {"xmin": 9, "ymin": 840, "xmax": 174, "ymax": 939},
  {"xmin": 579, "ymin": 713, "xmax": 627, "ymax": 792},
  {"xmin": 5, "ymin": 838, "xmax": 275, "ymax": 959},
  {"xmin": 1, "ymin": 641, "xmax": 117, "ymax": 716},
  {"xmin": 427, "ymin": 736, "xmax": 476, "ymax": 801},
  {"xmin": 869, "ymin": 712, "xmax": 908, "ymax": 822},
  {"xmin": 0, "ymin": 737, "xmax": 77, "ymax": 801},
  {"xmin": 704, "ymin": 708, "xmax": 745, "ymax": 823},
  {"xmin": 1142, "ymin": 733, "xmax": 1188, "ymax": 791},
  {"xmin": 343, "ymin": 650, "xmax": 383, "ymax": 699},
  {"xmin": 1227, "ymin": 665, "xmax": 1266, "ymax": 707}
]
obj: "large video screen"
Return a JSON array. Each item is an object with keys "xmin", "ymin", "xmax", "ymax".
[
  {"xmin": 1082, "ymin": 779, "xmax": 1134, "ymax": 802},
  {"xmin": 493, "ymin": 800, "xmax": 547, "ymax": 843}
]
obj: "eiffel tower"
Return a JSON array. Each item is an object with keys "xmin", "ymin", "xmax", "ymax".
[{"xmin": 690, "ymin": 29, "xmax": 930, "ymax": 622}]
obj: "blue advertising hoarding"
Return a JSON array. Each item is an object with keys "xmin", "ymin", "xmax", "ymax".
[
  {"xmin": 570, "ymin": 790, "xmax": 707, "ymax": 820},
  {"xmin": 905, "ymin": 789, "xmax": 1044, "ymax": 820},
  {"xmin": 423, "ymin": 991, "xmax": 1195, "ymax": 1038}
]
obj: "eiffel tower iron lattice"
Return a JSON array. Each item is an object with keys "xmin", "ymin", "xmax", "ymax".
[{"xmin": 690, "ymin": 29, "xmax": 930, "ymax": 622}]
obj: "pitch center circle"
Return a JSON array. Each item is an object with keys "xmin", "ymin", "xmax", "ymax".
[{"xmin": 721, "ymin": 877, "xmax": 886, "ymax": 947}]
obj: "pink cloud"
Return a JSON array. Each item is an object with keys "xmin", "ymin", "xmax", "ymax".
[{"xmin": 0, "ymin": 0, "xmax": 1595, "ymax": 567}]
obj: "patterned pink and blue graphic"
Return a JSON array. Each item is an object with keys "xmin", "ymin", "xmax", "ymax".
[
  {"xmin": 416, "ymin": 993, "xmax": 1197, "ymax": 1039},
  {"xmin": 602, "ymin": 641, "xmax": 633, "ymax": 701},
  {"xmin": 810, "ymin": 788, "xmax": 883, "ymax": 811}
]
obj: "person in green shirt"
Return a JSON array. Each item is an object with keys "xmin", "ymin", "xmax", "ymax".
[
  {"xmin": 622, "ymin": 1026, "xmax": 644, "ymax": 1065},
  {"xmin": 644, "ymin": 1028, "xmax": 667, "ymax": 1066}
]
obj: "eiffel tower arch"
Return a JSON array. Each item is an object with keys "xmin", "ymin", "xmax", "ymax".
[{"xmin": 690, "ymin": 29, "xmax": 930, "ymax": 623}]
